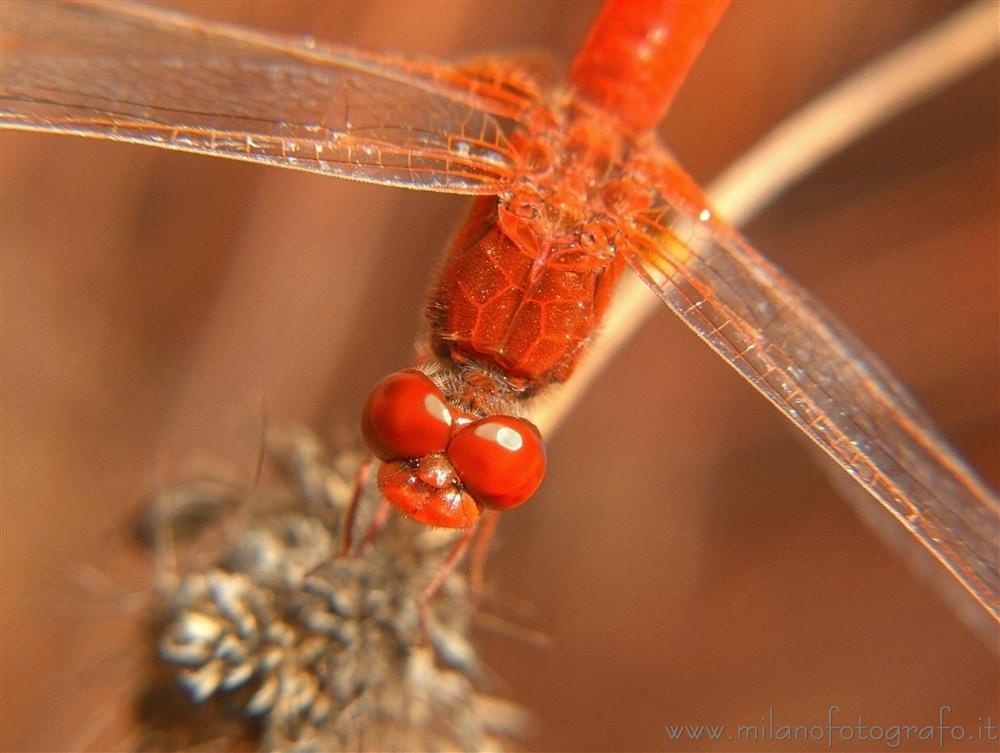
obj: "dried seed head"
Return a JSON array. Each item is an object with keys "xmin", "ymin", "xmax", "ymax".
[{"xmin": 138, "ymin": 426, "xmax": 529, "ymax": 752}]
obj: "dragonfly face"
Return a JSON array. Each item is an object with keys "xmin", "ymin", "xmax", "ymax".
[
  {"xmin": 0, "ymin": 2, "xmax": 996, "ymax": 750},
  {"xmin": 361, "ymin": 369, "xmax": 546, "ymax": 527}
]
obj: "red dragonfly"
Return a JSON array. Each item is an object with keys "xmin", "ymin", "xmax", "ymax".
[{"xmin": 1, "ymin": 0, "xmax": 997, "ymax": 624}]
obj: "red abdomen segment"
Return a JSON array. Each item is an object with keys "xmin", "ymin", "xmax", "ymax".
[
  {"xmin": 428, "ymin": 196, "xmax": 625, "ymax": 391},
  {"xmin": 570, "ymin": 0, "xmax": 730, "ymax": 132}
]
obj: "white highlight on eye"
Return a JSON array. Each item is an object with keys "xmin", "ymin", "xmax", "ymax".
[
  {"xmin": 698, "ymin": 208, "xmax": 712, "ymax": 222},
  {"xmin": 423, "ymin": 393, "xmax": 452, "ymax": 426},
  {"xmin": 476, "ymin": 422, "xmax": 523, "ymax": 452}
]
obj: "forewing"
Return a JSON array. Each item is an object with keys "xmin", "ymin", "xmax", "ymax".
[
  {"xmin": 625, "ymin": 155, "xmax": 999, "ymax": 620},
  {"xmin": 0, "ymin": 0, "xmax": 532, "ymax": 193}
]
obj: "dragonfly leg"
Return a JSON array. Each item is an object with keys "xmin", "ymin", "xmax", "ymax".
[
  {"xmin": 359, "ymin": 495, "xmax": 392, "ymax": 553},
  {"xmin": 418, "ymin": 524, "xmax": 477, "ymax": 641},
  {"xmin": 339, "ymin": 451, "xmax": 374, "ymax": 556},
  {"xmin": 469, "ymin": 510, "xmax": 499, "ymax": 598}
]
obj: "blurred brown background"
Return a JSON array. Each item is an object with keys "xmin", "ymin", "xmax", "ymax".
[{"xmin": 2, "ymin": 2, "xmax": 997, "ymax": 751}]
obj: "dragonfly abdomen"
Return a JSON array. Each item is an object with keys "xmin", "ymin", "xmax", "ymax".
[{"xmin": 569, "ymin": 0, "xmax": 730, "ymax": 131}]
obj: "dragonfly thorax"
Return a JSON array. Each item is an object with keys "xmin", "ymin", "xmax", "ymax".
[{"xmin": 425, "ymin": 104, "xmax": 658, "ymax": 393}]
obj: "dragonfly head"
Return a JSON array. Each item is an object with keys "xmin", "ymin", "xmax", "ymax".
[{"xmin": 361, "ymin": 369, "xmax": 546, "ymax": 528}]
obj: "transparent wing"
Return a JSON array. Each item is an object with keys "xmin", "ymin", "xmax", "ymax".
[
  {"xmin": 0, "ymin": 0, "xmax": 535, "ymax": 193},
  {"xmin": 626, "ymin": 154, "xmax": 1000, "ymax": 620}
]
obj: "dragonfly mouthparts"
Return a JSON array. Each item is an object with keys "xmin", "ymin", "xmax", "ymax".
[{"xmin": 377, "ymin": 454, "xmax": 480, "ymax": 529}]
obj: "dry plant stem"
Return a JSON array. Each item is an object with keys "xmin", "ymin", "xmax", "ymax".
[{"xmin": 531, "ymin": 0, "xmax": 1000, "ymax": 436}]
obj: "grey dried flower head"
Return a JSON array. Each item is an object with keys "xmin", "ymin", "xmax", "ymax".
[{"xmin": 137, "ymin": 427, "xmax": 528, "ymax": 752}]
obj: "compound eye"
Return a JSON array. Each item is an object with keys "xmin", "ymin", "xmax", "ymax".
[
  {"xmin": 447, "ymin": 416, "xmax": 546, "ymax": 511},
  {"xmin": 361, "ymin": 370, "xmax": 452, "ymax": 461}
]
